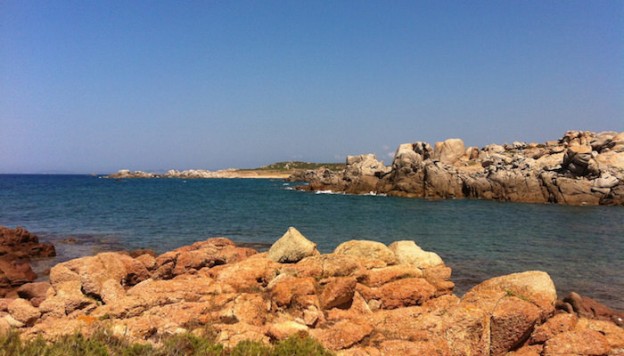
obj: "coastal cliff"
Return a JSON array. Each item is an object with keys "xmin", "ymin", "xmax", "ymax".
[
  {"xmin": 1, "ymin": 227, "xmax": 623, "ymax": 355},
  {"xmin": 291, "ymin": 130, "xmax": 624, "ymax": 206}
]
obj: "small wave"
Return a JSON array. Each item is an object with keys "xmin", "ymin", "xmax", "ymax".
[
  {"xmin": 362, "ymin": 191, "xmax": 387, "ymax": 197},
  {"xmin": 315, "ymin": 190, "xmax": 346, "ymax": 195}
]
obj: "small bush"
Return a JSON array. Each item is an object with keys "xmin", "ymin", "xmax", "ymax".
[
  {"xmin": 272, "ymin": 334, "xmax": 334, "ymax": 356},
  {"xmin": 0, "ymin": 328, "xmax": 333, "ymax": 356},
  {"xmin": 230, "ymin": 340, "xmax": 270, "ymax": 356}
]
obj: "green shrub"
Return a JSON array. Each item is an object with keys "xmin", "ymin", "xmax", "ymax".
[
  {"xmin": 0, "ymin": 328, "xmax": 333, "ymax": 356},
  {"xmin": 272, "ymin": 334, "xmax": 334, "ymax": 356}
]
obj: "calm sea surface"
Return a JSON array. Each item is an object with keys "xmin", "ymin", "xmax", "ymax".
[{"xmin": 1, "ymin": 175, "xmax": 622, "ymax": 309}]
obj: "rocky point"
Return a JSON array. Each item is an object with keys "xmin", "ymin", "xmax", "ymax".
[{"xmin": 291, "ymin": 130, "xmax": 624, "ymax": 205}]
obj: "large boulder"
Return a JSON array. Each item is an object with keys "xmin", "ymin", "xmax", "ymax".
[
  {"xmin": 563, "ymin": 144, "xmax": 598, "ymax": 177},
  {"xmin": 0, "ymin": 226, "xmax": 56, "ymax": 297},
  {"xmin": 319, "ymin": 277, "xmax": 357, "ymax": 310},
  {"xmin": 16, "ymin": 282, "xmax": 51, "ymax": 307},
  {"xmin": 0, "ymin": 255, "xmax": 37, "ymax": 297},
  {"xmin": 461, "ymin": 271, "xmax": 557, "ymax": 355},
  {"xmin": 267, "ymin": 227, "xmax": 318, "ymax": 263},
  {"xmin": 388, "ymin": 240, "xmax": 443, "ymax": 268},
  {"xmin": 463, "ymin": 271, "xmax": 557, "ymax": 317},
  {"xmin": 543, "ymin": 329, "xmax": 611, "ymax": 356},
  {"xmin": 432, "ymin": 138, "xmax": 465, "ymax": 164},
  {"xmin": 334, "ymin": 240, "xmax": 396, "ymax": 265},
  {"xmin": 345, "ymin": 154, "xmax": 390, "ymax": 178},
  {"xmin": 310, "ymin": 320, "xmax": 374, "ymax": 350},
  {"xmin": 269, "ymin": 275, "xmax": 317, "ymax": 308},
  {"xmin": 558, "ymin": 292, "xmax": 624, "ymax": 325},
  {"xmin": 0, "ymin": 226, "xmax": 56, "ymax": 258},
  {"xmin": 8, "ymin": 298, "xmax": 40, "ymax": 326}
]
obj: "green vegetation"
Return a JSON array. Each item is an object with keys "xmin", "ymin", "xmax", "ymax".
[
  {"xmin": 504, "ymin": 289, "xmax": 531, "ymax": 303},
  {"xmin": 0, "ymin": 329, "xmax": 333, "ymax": 356},
  {"xmin": 246, "ymin": 161, "xmax": 345, "ymax": 172}
]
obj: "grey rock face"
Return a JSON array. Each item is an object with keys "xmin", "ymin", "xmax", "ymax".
[{"xmin": 290, "ymin": 131, "xmax": 624, "ymax": 206}]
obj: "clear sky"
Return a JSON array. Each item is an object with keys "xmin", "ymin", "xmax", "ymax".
[{"xmin": 1, "ymin": 1, "xmax": 622, "ymax": 173}]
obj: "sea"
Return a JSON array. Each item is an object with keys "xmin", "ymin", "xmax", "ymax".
[{"xmin": 1, "ymin": 174, "xmax": 622, "ymax": 310}]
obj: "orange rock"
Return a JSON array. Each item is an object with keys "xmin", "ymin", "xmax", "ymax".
[
  {"xmin": 0, "ymin": 317, "xmax": 9, "ymax": 336},
  {"xmin": 367, "ymin": 306, "xmax": 429, "ymax": 340},
  {"xmin": 52, "ymin": 280, "xmax": 96, "ymax": 314},
  {"xmin": 337, "ymin": 346, "xmax": 382, "ymax": 356},
  {"xmin": 376, "ymin": 278, "xmax": 436, "ymax": 309},
  {"xmin": 462, "ymin": 271, "xmax": 556, "ymax": 319},
  {"xmin": 173, "ymin": 249, "xmax": 220, "ymax": 276},
  {"xmin": 8, "ymin": 298, "xmax": 40, "ymax": 326},
  {"xmin": 230, "ymin": 293, "xmax": 269, "ymax": 326},
  {"xmin": 16, "ymin": 282, "xmax": 51, "ymax": 307},
  {"xmin": 441, "ymin": 305, "xmax": 490, "ymax": 355},
  {"xmin": 543, "ymin": 329, "xmax": 611, "ymax": 355},
  {"xmin": 421, "ymin": 294, "xmax": 460, "ymax": 312},
  {"xmin": 326, "ymin": 291, "xmax": 372, "ymax": 322},
  {"xmin": 529, "ymin": 313, "xmax": 577, "ymax": 344},
  {"xmin": 294, "ymin": 254, "xmax": 365, "ymax": 279},
  {"xmin": 333, "ymin": 240, "xmax": 397, "ymax": 266},
  {"xmin": 378, "ymin": 339, "xmax": 451, "ymax": 356},
  {"xmin": 311, "ymin": 320, "xmax": 374, "ymax": 350},
  {"xmin": 362, "ymin": 265, "xmax": 423, "ymax": 287},
  {"xmin": 578, "ymin": 318, "xmax": 624, "ymax": 351},
  {"xmin": 214, "ymin": 322, "xmax": 269, "ymax": 349},
  {"xmin": 209, "ymin": 254, "xmax": 279, "ymax": 292},
  {"xmin": 269, "ymin": 275, "xmax": 316, "ymax": 308},
  {"xmin": 23, "ymin": 317, "xmax": 94, "ymax": 341},
  {"xmin": 320, "ymin": 277, "xmax": 357, "ymax": 310},
  {"xmin": 135, "ymin": 254, "xmax": 156, "ymax": 270},
  {"xmin": 508, "ymin": 343, "xmax": 543, "ymax": 356},
  {"xmin": 490, "ymin": 296, "xmax": 541, "ymax": 355},
  {"xmin": 266, "ymin": 321, "xmax": 308, "ymax": 340}
]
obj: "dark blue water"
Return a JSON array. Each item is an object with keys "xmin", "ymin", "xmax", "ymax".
[{"xmin": 1, "ymin": 175, "xmax": 623, "ymax": 309}]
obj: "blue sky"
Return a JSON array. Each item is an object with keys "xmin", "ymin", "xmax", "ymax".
[{"xmin": 1, "ymin": 1, "xmax": 622, "ymax": 173}]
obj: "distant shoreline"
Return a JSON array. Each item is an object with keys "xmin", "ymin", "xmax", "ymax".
[
  {"xmin": 104, "ymin": 161, "xmax": 345, "ymax": 180},
  {"xmin": 105, "ymin": 169, "xmax": 293, "ymax": 179}
]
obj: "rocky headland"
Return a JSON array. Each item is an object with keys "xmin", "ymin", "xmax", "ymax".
[
  {"xmin": 1, "ymin": 226, "xmax": 623, "ymax": 355},
  {"xmin": 291, "ymin": 130, "xmax": 624, "ymax": 206}
]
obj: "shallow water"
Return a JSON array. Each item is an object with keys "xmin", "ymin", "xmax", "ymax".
[{"xmin": 1, "ymin": 175, "xmax": 623, "ymax": 309}]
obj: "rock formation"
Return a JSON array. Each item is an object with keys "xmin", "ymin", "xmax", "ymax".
[
  {"xmin": 293, "ymin": 130, "xmax": 624, "ymax": 206},
  {"xmin": 0, "ymin": 226, "xmax": 55, "ymax": 297},
  {"xmin": 1, "ymin": 228, "xmax": 622, "ymax": 355}
]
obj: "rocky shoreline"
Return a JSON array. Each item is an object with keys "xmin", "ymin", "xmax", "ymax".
[
  {"xmin": 106, "ymin": 168, "xmax": 293, "ymax": 179},
  {"xmin": 1, "ymin": 226, "xmax": 623, "ymax": 355},
  {"xmin": 290, "ymin": 130, "xmax": 624, "ymax": 206}
]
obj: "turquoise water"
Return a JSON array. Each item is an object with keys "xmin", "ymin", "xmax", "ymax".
[{"xmin": 1, "ymin": 175, "xmax": 623, "ymax": 310}]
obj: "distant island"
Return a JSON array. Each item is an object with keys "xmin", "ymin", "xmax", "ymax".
[{"xmin": 106, "ymin": 161, "xmax": 345, "ymax": 180}]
